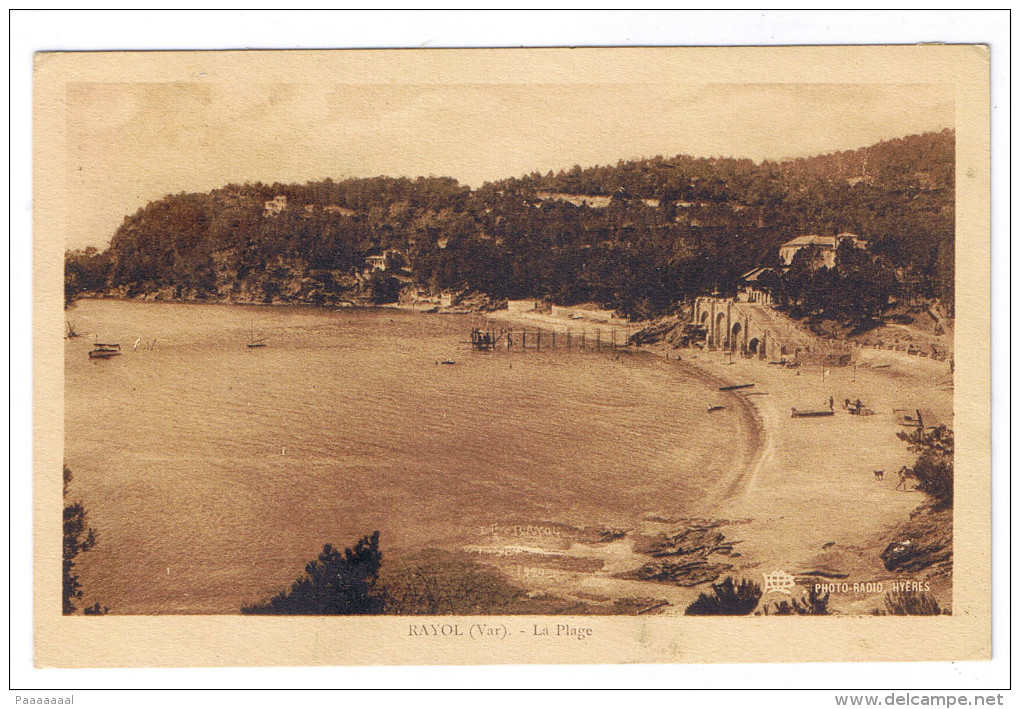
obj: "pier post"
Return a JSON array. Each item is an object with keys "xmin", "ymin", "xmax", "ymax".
[
  {"xmin": 567, "ymin": 330, "xmax": 572, "ymax": 349},
  {"xmin": 596, "ymin": 328, "xmax": 601, "ymax": 351},
  {"xmin": 552, "ymin": 331, "xmax": 556, "ymax": 349},
  {"xmin": 537, "ymin": 330, "xmax": 541, "ymax": 351},
  {"xmin": 522, "ymin": 330, "xmax": 527, "ymax": 349}
]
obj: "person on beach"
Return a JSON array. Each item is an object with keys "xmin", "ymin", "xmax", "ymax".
[
  {"xmin": 895, "ymin": 466, "xmax": 911, "ymax": 491},
  {"xmin": 829, "ymin": 396, "xmax": 834, "ymax": 411}
]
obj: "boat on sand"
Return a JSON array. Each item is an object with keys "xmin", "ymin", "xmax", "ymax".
[
  {"xmin": 719, "ymin": 383, "xmax": 754, "ymax": 391},
  {"xmin": 791, "ymin": 407, "xmax": 834, "ymax": 418},
  {"xmin": 247, "ymin": 322, "xmax": 268, "ymax": 348},
  {"xmin": 89, "ymin": 343, "xmax": 122, "ymax": 359}
]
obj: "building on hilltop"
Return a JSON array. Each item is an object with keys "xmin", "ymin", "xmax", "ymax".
[
  {"xmin": 364, "ymin": 254, "xmax": 388, "ymax": 272},
  {"xmin": 778, "ymin": 232, "xmax": 866, "ymax": 268},
  {"xmin": 363, "ymin": 250, "xmax": 408, "ymax": 273},
  {"xmin": 263, "ymin": 195, "xmax": 288, "ymax": 217},
  {"xmin": 739, "ymin": 232, "xmax": 866, "ymax": 303}
]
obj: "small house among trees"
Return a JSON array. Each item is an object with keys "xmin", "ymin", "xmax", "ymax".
[
  {"xmin": 364, "ymin": 254, "xmax": 388, "ymax": 272},
  {"xmin": 778, "ymin": 233, "xmax": 867, "ymax": 268},
  {"xmin": 263, "ymin": 195, "xmax": 288, "ymax": 217}
]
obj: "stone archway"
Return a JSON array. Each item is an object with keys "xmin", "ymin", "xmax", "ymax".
[
  {"xmin": 699, "ymin": 310, "xmax": 710, "ymax": 346},
  {"xmin": 730, "ymin": 321, "xmax": 742, "ymax": 352},
  {"xmin": 748, "ymin": 336, "xmax": 760, "ymax": 355},
  {"xmin": 714, "ymin": 311, "xmax": 726, "ymax": 349}
]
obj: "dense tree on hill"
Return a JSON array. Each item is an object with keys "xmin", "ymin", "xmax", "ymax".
[
  {"xmin": 65, "ymin": 131, "xmax": 954, "ymax": 318},
  {"xmin": 64, "ymin": 247, "xmax": 112, "ymax": 305},
  {"xmin": 367, "ymin": 271, "xmax": 403, "ymax": 304},
  {"xmin": 777, "ymin": 241, "xmax": 899, "ymax": 328}
]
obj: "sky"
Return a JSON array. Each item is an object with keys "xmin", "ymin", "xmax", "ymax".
[{"xmin": 65, "ymin": 80, "xmax": 953, "ymax": 249}]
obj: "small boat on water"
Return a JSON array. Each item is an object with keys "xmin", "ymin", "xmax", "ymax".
[
  {"xmin": 707, "ymin": 405, "xmax": 726, "ymax": 413},
  {"xmin": 791, "ymin": 407, "xmax": 834, "ymax": 418},
  {"xmin": 89, "ymin": 343, "xmax": 122, "ymax": 359},
  {"xmin": 719, "ymin": 383, "xmax": 754, "ymax": 391},
  {"xmin": 440, "ymin": 360, "xmax": 456, "ymax": 365}
]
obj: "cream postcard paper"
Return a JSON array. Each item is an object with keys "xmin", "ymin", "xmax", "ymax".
[{"xmin": 35, "ymin": 46, "xmax": 990, "ymax": 666}]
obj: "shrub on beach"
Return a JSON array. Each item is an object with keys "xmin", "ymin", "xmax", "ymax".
[
  {"xmin": 896, "ymin": 425, "xmax": 954, "ymax": 510},
  {"xmin": 242, "ymin": 532, "xmax": 386, "ymax": 615},
  {"xmin": 684, "ymin": 576, "xmax": 762, "ymax": 615},
  {"xmin": 382, "ymin": 549, "xmax": 524, "ymax": 615},
  {"xmin": 761, "ymin": 585, "xmax": 831, "ymax": 615},
  {"xmin": 877, "ymin": 589, "xmax": 943, "ymax": 616}
]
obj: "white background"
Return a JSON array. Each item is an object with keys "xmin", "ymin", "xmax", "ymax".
[{"xmin": 7, "ymin": 9, "xmax": 1012, "ymax": 702}]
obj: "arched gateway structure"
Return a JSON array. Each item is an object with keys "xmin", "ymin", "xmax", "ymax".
[
  {"xmin": 690, "ymin": 233, "xmax": 863, "ymax": 364},
  {"xmin": 693, "ymin": 296, "xmax": 777, "ymax": 359},
  {"xmin": 691, "ymin": 295, "xmax": 852, "ymax": 366}
]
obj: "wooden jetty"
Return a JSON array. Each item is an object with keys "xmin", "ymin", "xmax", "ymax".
[
  {"xmin": 469, "ymin": 323, "xmax": 636, "ymax": 352},
  {"xmin": 470, "ymin": 328, "xmax": 499, "ymax": 350}
]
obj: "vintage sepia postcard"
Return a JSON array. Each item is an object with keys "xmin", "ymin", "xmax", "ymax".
[{"xmin": 34, "ymin": 46, "xmax": 991, "ymax": 666}]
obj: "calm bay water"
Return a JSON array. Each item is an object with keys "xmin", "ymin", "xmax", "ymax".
[{"xmin": 64, "ymin": 300, "xmax": 752, "ymax": 613}]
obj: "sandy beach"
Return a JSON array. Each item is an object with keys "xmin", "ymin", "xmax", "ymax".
[{"xmin": 484, "ymin": 307, "xmax": 954, "ymax": 614}]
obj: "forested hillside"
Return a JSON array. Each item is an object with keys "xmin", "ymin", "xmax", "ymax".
[{"xmin": 65, "ymin": 129, "xmax": 954, "ymax": 319}]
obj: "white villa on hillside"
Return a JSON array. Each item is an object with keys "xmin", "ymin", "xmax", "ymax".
[
  {"xmin": 263, "ymin": 195, "xmax": 288, "ymax": 217},
  {"xmin": 364, "ymin": 254, "xmax": 388, "ymax": 271},
  {"xmin": 778, "ymin": 232, "xmax": 866, "ymax": 268},
  {"xmin": 739, "ymin": 232, "xmax": 867, "ymax": 302}
]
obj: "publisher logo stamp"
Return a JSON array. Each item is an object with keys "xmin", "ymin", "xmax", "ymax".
[{"xmin": 762, "ymin": 570, "xmax": 797, "ymax": 595}]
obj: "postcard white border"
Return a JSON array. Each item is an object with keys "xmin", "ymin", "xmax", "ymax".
[{"xmin": 11, "ymin": 9, "xmax": 1010, "ymax": 695}]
